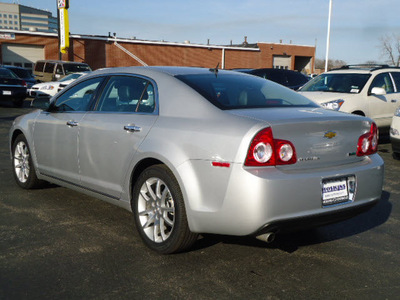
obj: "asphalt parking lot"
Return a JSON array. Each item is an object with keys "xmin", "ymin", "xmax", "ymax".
[{"xmin": 0, "ymin": 101, "xmax": 399, "ymax": 299}]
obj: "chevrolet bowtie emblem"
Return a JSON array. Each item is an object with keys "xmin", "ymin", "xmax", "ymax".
[{"xmin": 324, "ymin": 131, "xmax": 337, "ymax": 139}]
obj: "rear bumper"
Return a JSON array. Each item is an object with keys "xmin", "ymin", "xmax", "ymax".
[
  {"xmin": 183, "ymin": 154, "xmax": 384, "ymax": 236},
  {"xmin": 254, "ymin": 198, "xmax": 379, "ymax": 235},
  {"xmin": 391, "ymin": 135, "xmax": 400, "ymax": 154}
]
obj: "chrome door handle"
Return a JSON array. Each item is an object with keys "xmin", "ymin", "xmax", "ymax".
[
  {"xmin": 66, "ymin": 121, "xmax": 79, "ymax": 127},
  {"xmin": 124, "ymin": 125, "xmax": 142, "ymax": 132}
]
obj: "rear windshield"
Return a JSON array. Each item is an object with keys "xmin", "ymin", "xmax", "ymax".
[
  {"xmin": 0, "ymin": 68, "xmax": 17, "ymax": 78},
  {"xmin": 8, "ymin": 67, "xmax": 32, "ymax": 79},
  {"xmin": 64, "ymin": 63, "xmax": 91, "ymax": 74},
  {"xmin": 301, "ymin": 73, "xmax": 371, "ymax": 93},
  {"xmin": 175, "ymin": 72, "xmax": 318, "ymax": 110}
]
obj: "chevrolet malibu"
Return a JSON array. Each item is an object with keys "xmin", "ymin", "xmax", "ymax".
[{"xmin": 9, "ymin": 66, "xmax": 384, "ymax": 254}]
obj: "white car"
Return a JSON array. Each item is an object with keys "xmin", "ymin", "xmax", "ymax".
[
  {"xmin": 299, "ymin": 65, "xmax": 400, "ymax": 129},
  {"xmin": 29, "ymin": 72, "xmax": 90, "ymax": 98},
  {"xmin": 390, "ymin": 106, "xmax": 400, "ymax": 159}
]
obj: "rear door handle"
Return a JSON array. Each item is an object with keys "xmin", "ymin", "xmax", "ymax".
[
  {"xmin": 391, "ymin": 99, "xmax": 397, "ymax": 103},
  {"xmin": 124, "ymin": 125, "xmax": 142, "ymax": 132},
  {"xmin": 66, "ymin": 121, "xmax": 79, "ymax": 127}
]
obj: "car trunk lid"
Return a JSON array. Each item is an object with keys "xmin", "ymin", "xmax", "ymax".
[{"xmin": 229, "ymin": 107, "xmax": 373, "ymax": 170}]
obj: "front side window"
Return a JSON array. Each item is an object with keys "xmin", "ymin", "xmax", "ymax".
[
  {"xmin": 52, "ymin": 77, "xmax": 103, "ymax": 112},
  {"xmin": 44, "ymin": 63, "xmax": 55, "ymax": 73},
  {"xmin": 95, "ymin": 76, "xmax": 155, "ymax": 113},
  {"xmin": 389, "ymin": 72, "xmax": 400, "ymax": 92},
  {"xmin": 370, "ymin": 73, "xmax": 394, "ymax": 94},
  {"xmin": 301, "ymin": 73, "xmax": 371, "ymax": 93},
  {"xmin": 176, "ymin": 72, "xmax": 317, "ymax": 110}
]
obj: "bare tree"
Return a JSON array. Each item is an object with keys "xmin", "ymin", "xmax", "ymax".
[
  {"xmin": 315, "ymin": 58, "xmax": 346, "ymax": 70},
  {"xmin": 380, "ymin": 34, "xmax": 400, "ymax": 66}
]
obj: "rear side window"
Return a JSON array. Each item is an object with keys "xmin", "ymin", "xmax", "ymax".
[
  {"xmin": 95, "ymin": 76, "xmax": 155, "ymax": 113},
  {"xmin": 35, "ymin": 62, "xmax": 44, "ymax": 72},
  {"xmin": 176, "ymin": 72, "xmax": 318, "ymax": 110},
  {"xmin": 286, "ymin": 72, "xmax": 308, "ymax": 86}
]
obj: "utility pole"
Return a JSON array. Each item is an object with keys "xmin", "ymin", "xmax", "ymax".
[
  {"xmin": 57, "ymin": 3, "xmax": 61, "ymax": 60},
  {"xmin": 325, "ymin": 0, "xmax": 332, "ymax": 72}
]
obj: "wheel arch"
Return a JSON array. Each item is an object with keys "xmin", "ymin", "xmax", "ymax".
[
  {"xmin": 10, "ymin": 129, "xmax": 24, "ymax": 156},
  {"xmin": 352, "ymin": 110, "xmax": 365, "ymax": 116},
  {"xmin": 129, "ymin": 158, "xmax": 165, "ymax": 206}
]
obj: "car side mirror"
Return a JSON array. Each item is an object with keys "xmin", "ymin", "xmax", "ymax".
[
  {"xmin": 31, "ymin": 96, "xmax": 51, "ymax": 110},
  {"xmin": 370, "ymin": 87, "xmax": 386, "ymax": 96}
]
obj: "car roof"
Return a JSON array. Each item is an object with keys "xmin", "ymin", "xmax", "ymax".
[
  {"xmin": 1, "ymin": 65, "xmax": 26, "ymax": 70},
  {"xmin": 35, "ymin": 60, "xmax": 89, "ymax": 65},
  {"xmin": 328, "ymin": 64, "xmax": 400, "ymax": 74},
  {"xmin": 91, "ymin": 66, "xmax": 242, "ymax": 77}
]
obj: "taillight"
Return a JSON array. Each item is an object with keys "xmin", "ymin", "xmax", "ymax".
[
  {"xmin": 245, "ymin": 127, "xmax": 297, "ymax": 166},
  {"xmin": 356, "ymin": 122, "xmax": 378, "ymax": 156}
]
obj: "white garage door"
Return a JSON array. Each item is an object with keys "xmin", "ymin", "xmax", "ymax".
[
  {"xmin": 273, "ymin": 55, "xmax": 291, "ymax": 70},
  {"xmin": 1, "ymin": 44, "xmax": 44, "ymax": 72}
]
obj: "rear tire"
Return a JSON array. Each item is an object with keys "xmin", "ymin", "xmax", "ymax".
[
  {"xmin": 393, "ymin": 152, "xmax": 400, "ymax": 160},
  {"xmin": 132, "ymin": 165, "xmax": 198, "ymax": 254},
  {"xmin": 13, "ymin": 97, "xmax": 25, "ymax": 107},
  {"xmin": 12, "ymin": 134, "xmax": 44, "ymax": 189}
]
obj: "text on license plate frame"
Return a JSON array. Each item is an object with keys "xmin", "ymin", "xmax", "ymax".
[{"xmin": 322, "ymin": 176, "xmax": 356, "ymax": 207}]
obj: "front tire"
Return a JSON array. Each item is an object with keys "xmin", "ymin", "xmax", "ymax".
[
  {"xmin": 12, "ymin": 134, "xmax": 43, "ymax": 189},
  {"xmin": 132, "ymin": 165, "xmax": 198, "ymax": 254}
]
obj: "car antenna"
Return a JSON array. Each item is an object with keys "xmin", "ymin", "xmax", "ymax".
[{"xmin": 209, "ymin": 63, "xmax": 219, "ymax": 77}]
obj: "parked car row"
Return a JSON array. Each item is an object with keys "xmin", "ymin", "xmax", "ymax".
[
  {"xmin": 0, "ymin": 60, "xmax": 91, "ymax": 107},
  {"xmin": 29, "ymin": 72, "xmax": 90, "ymax": 98},
  {"xmin": 298, "ymin": 64, "xmax": 400, "ymax": 131},
  {"xmin": 0, "ymin": 66, "xmax": 27, "ymax": 107}
]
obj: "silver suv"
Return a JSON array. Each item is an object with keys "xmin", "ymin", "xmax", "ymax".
[{"xmin": 299, "ymin": 65, "xmax": 400, "ymax": 129}]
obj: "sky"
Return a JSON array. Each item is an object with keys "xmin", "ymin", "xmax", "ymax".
[{"xmin": 6, "ymin": 0, "xmax": 400, "ymax": 64}]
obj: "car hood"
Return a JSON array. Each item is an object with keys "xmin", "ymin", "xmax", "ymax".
[
  {"xmin": 32, "ymin": 82, "xmax": 60, "ymax": 89},
  {"xmin": 298, "ymin": 91, "xmax": 354, "ymax": 104}
]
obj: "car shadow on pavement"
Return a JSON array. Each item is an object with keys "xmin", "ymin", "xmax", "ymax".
[{"xmin": 191, "ymin": 190, "xmax": 392, "ymax": 253}]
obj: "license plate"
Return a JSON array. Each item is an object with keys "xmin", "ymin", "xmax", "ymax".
[
  {"xmin": 2, "ymin": 90, "xmax": 12, "ymax": 95},
  {"xmin": 322, "ymin": 177, "xmax": 350, "ymax": 207}
]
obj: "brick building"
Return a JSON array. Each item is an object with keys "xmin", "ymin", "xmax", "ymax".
[{"xmin": 0, "ymin": 29, "xmax": 315, "ymax": 74}]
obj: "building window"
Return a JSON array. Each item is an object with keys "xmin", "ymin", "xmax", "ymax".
[
  {"xmin": 4, "ymin": 20, "xmax": 7, "ymax": 24},
  {"xmin": 3, "ymin": 14, "xmax": 7, "ymax": 18},
  {"xmin": 14, "ymin": 15, "xmax": 18, "ymax": 18},
  {"xmin": 9, "ymin": 14, "xmax": 12, "ymax": 18}
]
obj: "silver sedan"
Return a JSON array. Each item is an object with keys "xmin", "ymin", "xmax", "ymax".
[{"xmin": 9, "ymin": 67, "xmax": 384, "ymax": 254}]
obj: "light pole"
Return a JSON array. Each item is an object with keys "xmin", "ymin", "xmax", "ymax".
[{"xmin": 325, "ymin": 0, "xmax": 332, "ymax": 72}]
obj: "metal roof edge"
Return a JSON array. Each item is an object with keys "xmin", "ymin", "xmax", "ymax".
[{"xmin": 0, "ymin": 29, "xmax": 260, "ymax": 51}]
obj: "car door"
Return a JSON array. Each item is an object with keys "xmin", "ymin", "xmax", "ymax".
[
  {"xmin": 368, "ymin": 72, "xmax": 399, "ymax": 127},
  {"xmin": 78, "ymin": 75, "xmax": 158, "ymax": 199},
  {"xmin": 32, "ymin": 77, "xmax": 104, "ymax": 184}
]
